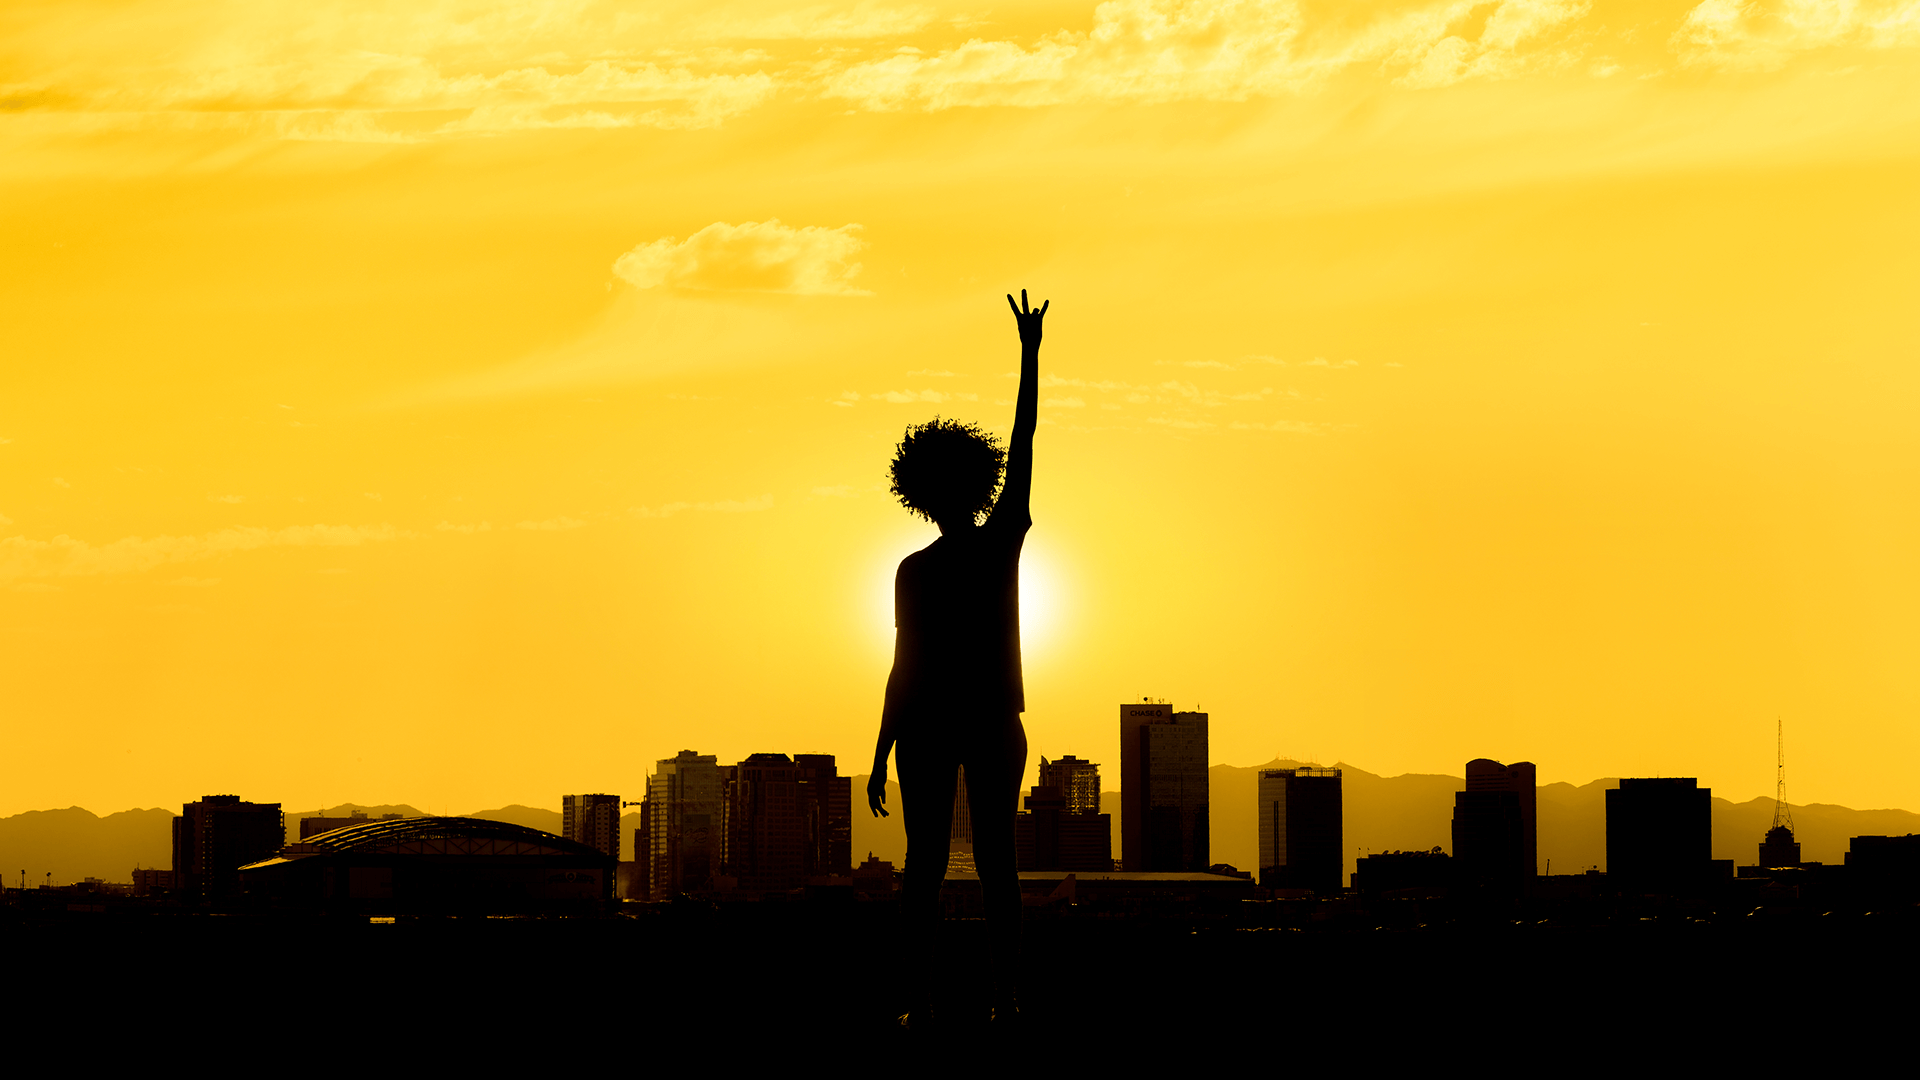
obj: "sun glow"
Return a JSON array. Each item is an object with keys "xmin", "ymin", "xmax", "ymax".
[
  {"xmin": 1018, "ymin": 545, "xmax": 1065, "ymax": 657},
  {"xmin": 864, "ymin": 533, "xmax": 1067, "ymax": 660}
]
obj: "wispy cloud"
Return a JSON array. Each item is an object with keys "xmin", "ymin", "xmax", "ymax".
[
  {"xmin": 1228, "ymin": 419, "xmax": 1333, "ymax": 433},
  {"xmin": 628, "ymin": 494, "xmax": 775, "ymax": 518},
  {"xmin": 1, "ymin": 1, "xmax": 779, "ymax": 141},
  {"xmin": 836, "ymin": 388, "xmax": 979, "ymax": 404},
  {"xmin": 614, "ymin": 220, "xmax": 870, "ymax": 296},
  {"xmin": 1673, "ymin": 0, "xmax": 1920, "ymax": 70},
  {"xmin": 6, "ymin": 0, "xmax": 1918, "ymax": 146},
  {"xmin": 515, "ymin": 516, "xmax": 588, "ymax": 531},
  {"xmin": 690, "ymin": 4, "xmax": 938, "ymax": 41},
  {"xmin": 208, "ymin": 494, "xmax": 244, "ymax": 504},
  {"xmin": 0, "ymin": 523, "xmax": 402, "ymax": 584},
  {"xmin": 821, "ymin": 0, "xmax": 1595, "ymax": 110}
]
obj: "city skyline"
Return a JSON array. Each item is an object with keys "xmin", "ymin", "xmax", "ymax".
[
  {"xmin": 17, "ymin": 745, "xmax": 1920, "ymax": 891},
  {"xmin": 7, "ymin": 1, "xmax": 1920, "ymax": 818}
]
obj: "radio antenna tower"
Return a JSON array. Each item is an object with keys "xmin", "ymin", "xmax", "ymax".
[{"xmin": 1771, "ymin": 716, "xmax": 1793, "ymax": 832}]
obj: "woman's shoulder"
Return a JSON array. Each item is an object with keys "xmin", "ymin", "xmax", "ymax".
[{"xmin": 896, "ymin": 538, "xmax": 944, "ymax": 574}]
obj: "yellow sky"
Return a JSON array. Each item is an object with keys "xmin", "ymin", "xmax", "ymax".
[{"xmin": 4, "ymin": 0, "xmax": 1919, "ymax": 819}]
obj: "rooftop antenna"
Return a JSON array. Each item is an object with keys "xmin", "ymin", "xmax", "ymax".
[{"xmin": 1772, "ymin": 716, "xmax": 1793, "ymax": 833}]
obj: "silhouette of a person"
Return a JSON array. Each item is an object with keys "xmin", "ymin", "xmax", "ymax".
[{"xmin": 868, "ymin": 290, "xmax": 1048, "ymax": 1027}]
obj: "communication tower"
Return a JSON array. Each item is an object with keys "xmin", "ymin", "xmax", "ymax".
[
  {"xmin": 1772, "ymin": 716, "xmax": 1793, "ymax": 833},
  {"xmin": 1757, "ymin": 717, "xmax": 1801, "ymax": 870}
]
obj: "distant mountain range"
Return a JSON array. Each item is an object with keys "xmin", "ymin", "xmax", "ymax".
[
  {"xmin": 7, "ymin": 769, "xmax": 1917, "ymax": 886},
  {"xmin": 853, "ymin": 761, "xmax": 1920, "ymax": 883},
  {"xmin": 0, "ymin": 803, "xmax": 600, "ymax": 887}
]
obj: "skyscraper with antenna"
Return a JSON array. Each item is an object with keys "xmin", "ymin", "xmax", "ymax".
[{"xmin": 1757, "ymin": 717, "xmax": 1801, "ymax": 870}]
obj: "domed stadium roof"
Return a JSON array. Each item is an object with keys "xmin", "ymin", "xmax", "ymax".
[{"xmin": 281, "ymin": 816, "xmax": 609, "ymax": 860}]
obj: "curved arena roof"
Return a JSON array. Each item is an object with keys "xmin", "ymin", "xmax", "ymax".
[{"xmin": 281, "ymin": 816, "xmax": 609, "ymax": 860}]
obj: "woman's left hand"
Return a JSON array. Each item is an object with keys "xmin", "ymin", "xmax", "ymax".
[{"xmin": 1008, "ymin": 288, "xmax": 1048, "ymax": 347}]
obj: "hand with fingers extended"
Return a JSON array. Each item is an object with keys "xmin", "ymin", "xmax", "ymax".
[
  {"xmin": 867, "ymin": 771, "xmax": 890, "ymax": 817},
  {"xmin": 1007, "ymin": 288, "xmax": 1048, "ymax": 347}
]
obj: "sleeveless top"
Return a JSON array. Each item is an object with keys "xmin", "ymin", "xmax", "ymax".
[{"xmin": 892, "ymin": 512, "xmax": 1029, "ymax": 719}]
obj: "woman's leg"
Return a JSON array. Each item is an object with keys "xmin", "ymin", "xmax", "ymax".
[
  {"xmin": 963, "ymin": 712, "xmax": 1028, "ymax": 1009},
  {"xmin": 894, "ymin": 736, "xmax": 958, "ymax": 1015}
]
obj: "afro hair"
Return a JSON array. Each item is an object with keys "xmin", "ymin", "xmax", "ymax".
[{"xmin": 888, "ymin": 416, "xmax": 1006, "ymax": 525}]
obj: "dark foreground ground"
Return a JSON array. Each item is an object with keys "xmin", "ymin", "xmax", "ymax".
[{"xmin": 9, "ymin": 900, "xmax": 1912, "ymax": 1059}]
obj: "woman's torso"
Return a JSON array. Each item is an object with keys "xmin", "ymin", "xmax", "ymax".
[{"xmin": 894, "ymin": 519, "xmax": 1028, "ymax": 720}]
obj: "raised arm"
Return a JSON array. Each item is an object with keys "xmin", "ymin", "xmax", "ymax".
[{"xmin": 996, "ymin": 289, "xmax": 1047, "ymax": 528}]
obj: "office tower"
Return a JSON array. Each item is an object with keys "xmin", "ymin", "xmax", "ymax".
[
  {"xmin": 1844, "ymin": 834, "xmax": 1920, "ymax": 894},
  {"xmin": 641, "ymin": 750, "xmax": 724, "ymax": 900},
  {"xmin": 798, "ymin": 752, "xmax": 854, "ymax": 880},
  {"xmin": 1757, "ymin": 826, "xmax": 1801, "ymax": 870},
  {"xmin": 1452, "ymin": 758, "xmax": 1537, "ymax": 889},
  {"xmin": 172, "ymin": 795, "xmax": 285, "ymax": 899},
  {"xmin": 952, "ymin": 765, "xmax": 974, "ymax": 848},
  {"xmin": 1256, "ymin": 768, "xmax": 1343, "ymax": 894},
  {"xmin": 1606, "ymin": 777, "xmax": 1712, "ymax": 891},
  {"xmin": 1038, "ymin": 755, "xmax": 1102, "ymax": 816},
  {"xmin": 1119, "ymin": 702, "xmax": 1210, "ymax": 871},
  {"xmin": 1014, "ymin": 775, "xmax": 1113, "ymax": 872},
  {"xmin": 722, "ymin": 753, "xmax": 853, "ymax": 892},
  {"xmin": 563, "ymin": 794, "xmax": 622, "ymax": 860},
  {"xmin": 1353, "ymin": 848, "xmax": 1452, "ymax": 895},
  {"xmin": 641, "ymin": 818, "xmax": 656, "ymax": 895},
  {"xmin": 1019, "ymin": 753, "xmax": 1110, "ymax": 871}
]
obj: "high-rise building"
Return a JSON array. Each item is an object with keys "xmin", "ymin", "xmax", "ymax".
[
  {"xmin": 1038, "ymin": 755, "xmax": 1102, "ymax": 816},
  {"xmin": 1352, "ymin": 848, "xmax": 1451, "ymax": 896},
  {"xmin": 947, "ymin": 765, "xmax": 977, "ymax": 874},
  {"xmin": 951, "ymin": 765, "xmax": 975, "ymax": 847},
  {"xmin": 1606, "ymin": 777, "xmax": 1712, "ymax": 892},
  {"xmin": 640, "ymin": 750, "xmax": 724, "ymax": 900},
  {"xmin": 722, "ymin": 753, "xmax": 852, "ymax": 893},
  {"xmin": 173, "ymin": 795, "xmax": 285, "ymax": 899},
  {"xmin": 563, "ymin": 794, "xmax": 622, "ymax": 860},
  {"xmin": 1119, "ymin": 702, "xmax": 1209, "ymax": 871},
  {"xmin": 1844, "ymin": 834, "xmax": 1920, "ymax": 894},
  {"xmin": 1757, "ymin": 825, "xmax": 1801, "ymax": 870},
  {"xmin": 1016, "ymin": 755, "xmax": 1112, "ymax": 871},
  {"xmin": 1256, "ymin": 768, "xmax": 1342, "ymax": 894},
  {"xmin": 1452, "ymin": 758, "xmax": 1537, "ymax": 889}
]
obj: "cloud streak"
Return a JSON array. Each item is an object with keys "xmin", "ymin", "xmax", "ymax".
[
  {"xmin": 821, "ymin": 0, "xmax": 1597, "ymax": 110},
  {"xmin": 614, "ymin": 221, "xmax": 870, "ymax": 296},
  {"xmin": 0, "ymin": 523, "xmax": 402, "ymax": 584},
  {"xmin": 7, "ymin": 0, "xmax": 1919, "ymax": 141},
  {"xmin": 628, "ymin": 494, "xmax": 775, "ymax": 518},
  {"xmin": 1673, "ymin": 0, "xmax": 1920, "ymax": 70}
]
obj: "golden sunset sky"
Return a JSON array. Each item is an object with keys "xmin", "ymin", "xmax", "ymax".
[{"xmin": 4, "ymin": 0, "xmax": 1918, "ymax": 818}]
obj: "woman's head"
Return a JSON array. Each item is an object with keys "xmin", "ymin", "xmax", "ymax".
[{"xmin": 889, "ymin": 417, "xmax": 1005, "ymax": 527}]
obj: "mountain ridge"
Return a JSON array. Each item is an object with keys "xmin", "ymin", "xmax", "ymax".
[{"xmin": 8, "ymin": 771, "xmax": 1916, "ymax": 886}]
